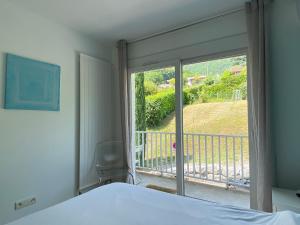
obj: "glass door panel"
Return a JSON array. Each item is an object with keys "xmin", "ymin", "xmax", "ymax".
[
  {"xmin": 131, "ymin": 66, "xmax": 177, "ymax": 193},
  {"xmin": 182, "ymin": 55, "xmax": 250, "ymax": 208}
]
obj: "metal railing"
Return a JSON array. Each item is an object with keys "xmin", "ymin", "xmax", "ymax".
[{"xmin": 135, "ymin": 131, "xmax": 250, "ymax": 188}]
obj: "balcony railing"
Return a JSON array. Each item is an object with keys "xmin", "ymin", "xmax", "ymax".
[{"xmin": 135, "ymin": 131, "xmax": 250, "ymax": 188}]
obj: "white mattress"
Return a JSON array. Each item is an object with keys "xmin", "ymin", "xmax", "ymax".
[{"xmin": 7, "ymin": 183, "xmax": 300, "ymax": 225}]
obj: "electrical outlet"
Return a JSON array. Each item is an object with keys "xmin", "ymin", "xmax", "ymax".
[{"xmin": 15, "ymin": 197, "xmax": 36, "ymax": 210}]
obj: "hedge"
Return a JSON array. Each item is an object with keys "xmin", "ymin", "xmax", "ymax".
[
  {"xmin": 145, "ymin": 90, "xmax": 175, "ymax": 127},
  {"xmin": 183, "ymin": 86, "xmax": 202, "ymax": 105},
  {"xmin": 144, "ymin": 72, "xmax": 247, "ymax": 128},
  {"xmin": 145, "ymin": 86, "xmax": 202, "ymax": 127},
  {"xmin": 201, "ymin": 73, "xmax": 247, "ymax": 100}
]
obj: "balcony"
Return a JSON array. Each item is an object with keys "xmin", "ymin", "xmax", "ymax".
[{"xmin": 135, "ymin": 131, "xmax": 250, "ymax": 208}]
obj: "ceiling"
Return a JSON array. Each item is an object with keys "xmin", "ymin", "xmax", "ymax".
[{"xmin": 10, "ymin": 0, "xmax": 248, "ymax": 43}]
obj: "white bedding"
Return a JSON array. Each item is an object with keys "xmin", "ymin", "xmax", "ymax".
[{"xmin": 7, "ymin": 183, "xmax": 300, "ymax": 225}]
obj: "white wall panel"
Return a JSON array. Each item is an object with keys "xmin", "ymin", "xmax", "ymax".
[{"xmin": 79, "ymin": 54, "xmax": 112, "ymax": 191}]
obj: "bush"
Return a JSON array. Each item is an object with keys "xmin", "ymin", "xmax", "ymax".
[
  {"xmin": 201, "ymin": 71, "xmax": 247, "ymax": 100},
  {"xmin": 146, "ymin": 91, "xmax": 175, "ymax": 127},
  {"xmin": 144, "ymin": 80, "xmax": 158, "ymax": 96},
  {"xmin": 183, "ymin": 86, "xmax": 202, "ymax": 104},
  {"xmin": 145, "ymin": 86, "xmax": 202, "ymax": 127},
  {"xmin": 144, "ymin": 68, "xmax": 248, "ymax": 128},
  {"xmin": 239, "ymin": 82, "xmax": 247, "ymax": 100},
  {"xmin": 201, "ymin": 95, "xmax": 209, "ymax": 103},
  {"xmin": 183, "ymin": 91, "xmax": 194, "ymax": 105}
]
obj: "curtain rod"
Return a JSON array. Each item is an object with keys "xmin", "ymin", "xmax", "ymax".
[{"xmin": 128, "ymin": 7, "xmax": 245, "ymax": 44}]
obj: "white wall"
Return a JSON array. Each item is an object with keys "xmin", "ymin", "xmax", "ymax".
[
  {"xmin": 269, "ymin": 0, "xmax": 300, "ymax": 189},
  {"xmin": 0, "ymin": 2, "xmax": 112, "ymax": 224}
]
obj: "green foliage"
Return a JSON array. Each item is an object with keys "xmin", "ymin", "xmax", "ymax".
[
  {"xmin": 183, "ymin": 70, "xmax": 197, "ymax": 82},
  {"xmin": 183, "ymin": 86, "xmax": 202, "ymax": 105},
  {"xmin": 146, "ymin": 91, "xmax": 175, "ymax": 127},
  {"xmin": 144, "ymin": 70, "xmax": 164, "ymax": 84},
  {"xmin": 145, "ymin": 86, "xmax": 203, "ymax": 127},
  {"xmin": 230, "ymin": 56, "xmax": 247, "ymax": 66},
  {"xmin": 183, "ymin": 58, "xmax": 232, "ymax": 77},
  {"xmin": 140, "ymin": 56, "xmax": 248, "ymax": 128},
  {"xmin": 204, "ymin": 78, "xmax": 215, "ymax": 86},
  {"xmin": 144, "ymin": 68, "xmax": 247, "ymax": 128},
  {"xmin": 144, "ymin": 80, "xmax": 158, "ymax": 96},
  {"xmin": 201, "ymin": 69, "xmax": 247, "ymax": 99},
  {"xmin": 135, "ymin": 73, "xmax": 146, "ymax": 132},
  {"xmin": 183, "ymin": 70, "xmax": 194, "ymax": 78},
  {"xmin": 144, "ymin": 67, "xmax": 175, "ymax": 85},
  {"xmin": 183, "ymin": 55, "xmax": 247, "ymax": 79},
  {"xmin": 239, "ymin": 82, "xmax": 247, "ymax": 100},
  {"xmin": 169, "ymin": 78, "xmax": 175, "ymax": 86}
]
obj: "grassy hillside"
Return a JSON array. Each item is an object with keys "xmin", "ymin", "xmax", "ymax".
[
  {"xmin": 138, "ymin": 101, "xmax": 249, "ymax": 167},
  {"xmin": 183, "ymin": 55, "xmax": 246, "ymax": 78},
  {"xmin": 149, "ymin": 100, "xmax": 248, "ymax": 135}
]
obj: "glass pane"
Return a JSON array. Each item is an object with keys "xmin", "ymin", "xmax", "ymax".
[
  {"xmin": 182, "ymin": 55, "xmax": 250, "ymax": 208},
  {"xmin": 131, "ymin": 67, "xmax": 177, "ymax": 194}
]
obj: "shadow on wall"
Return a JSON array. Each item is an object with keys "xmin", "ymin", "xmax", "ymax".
[
  {"xmin": 297, "ymin": 0, "xmax": 300, "ymax": 20},
  {"xmin": 75, "ymin": 51, "xmax": 80, "ymax": 195},
  {"xmin": 1, "ymin": 53, "xmax": 6, "ymax": 108}
]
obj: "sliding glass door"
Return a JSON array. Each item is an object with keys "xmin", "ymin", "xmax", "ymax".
[
  {"xmin": 181, "ymin": 55, "xmax": 250, "ymax": 207},
  {"xmin": 130, "ymin": 53, "xmax": 250, "ymax": 208},
  {"xmin": 131, "ymin": 65, "xmax": 178, "ymax": 194}
]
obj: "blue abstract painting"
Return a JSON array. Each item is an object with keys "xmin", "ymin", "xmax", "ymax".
[{"xmin": 5, "ymin": 54, "xmax": 60, "ymax": 111}]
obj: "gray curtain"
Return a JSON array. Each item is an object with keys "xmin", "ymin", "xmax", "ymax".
[
  {"xmin": 117, "ymin": 40, "xmax": 134, "ymax": 184},
  {"xmin": 246, "ymin": 0, "xmax": 272, "ymax": 212}
]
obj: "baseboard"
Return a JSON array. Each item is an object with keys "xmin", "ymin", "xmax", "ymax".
[{"xmin": 78, "ymin": 182, "xmax": 100, "ymax": 195}]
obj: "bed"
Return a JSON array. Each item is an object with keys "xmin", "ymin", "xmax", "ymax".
[{"xmin": 6, "ymin": 183, "xmax": 300, "ymax": 225}]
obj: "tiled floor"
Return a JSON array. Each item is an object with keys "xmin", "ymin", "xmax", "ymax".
[{"xmin": 136, "ymin": 172, "xmax": 250, "ymax": 209}]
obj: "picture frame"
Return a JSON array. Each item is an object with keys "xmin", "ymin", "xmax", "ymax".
[{"xmin": 4, "ymin": 54, "xmax": 60, "ymax": 111}]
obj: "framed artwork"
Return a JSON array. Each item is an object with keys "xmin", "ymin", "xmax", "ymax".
[{"xmin": 4, "ymin": 54, "xmax": 60, "ymax": 111}]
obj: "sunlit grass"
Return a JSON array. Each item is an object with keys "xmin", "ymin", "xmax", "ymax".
[
  {"xmin": 149, "ymin": 100, "xmax": 248, "ymax": 135},
  {"xmin": 136, "ymin": 100, "xmax": 249, "ymax": 165}
]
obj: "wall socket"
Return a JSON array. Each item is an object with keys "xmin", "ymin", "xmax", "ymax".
[{"xmin": 15, "ymin": 197, "xmax": 36, "ymax": 210}]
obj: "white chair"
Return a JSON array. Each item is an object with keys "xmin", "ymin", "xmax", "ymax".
[{"xmin": 95, "ymin": 141, "xmax": 127, "ymax": 184}]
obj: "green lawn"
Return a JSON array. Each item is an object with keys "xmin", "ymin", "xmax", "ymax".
[
  {"xmin": 149, "ymin": 100, "xmax": 248, "ymax": 135},
  {"xmin": 137, "ymin": 100, "xmax": 249, "ymax": 167}
]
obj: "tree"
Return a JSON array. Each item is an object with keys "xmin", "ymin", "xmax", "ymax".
[
  {"xmin": 135, "ymin": 73, "xmax": 146, "ymax": 165},
  {"xmin": 144, "ymin": 70, "xmax": 164, "ymax": 84},
  {"xmin": 230, "ymin": 56, "xmax": 247, "ymax": 66},
  {"xmin": 135, "ymin": 73, "xmax": 146, "ymax": 132},
  {"xmin": 144, "ymin": 80, "xmax": 158, "ymax": 96}
]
